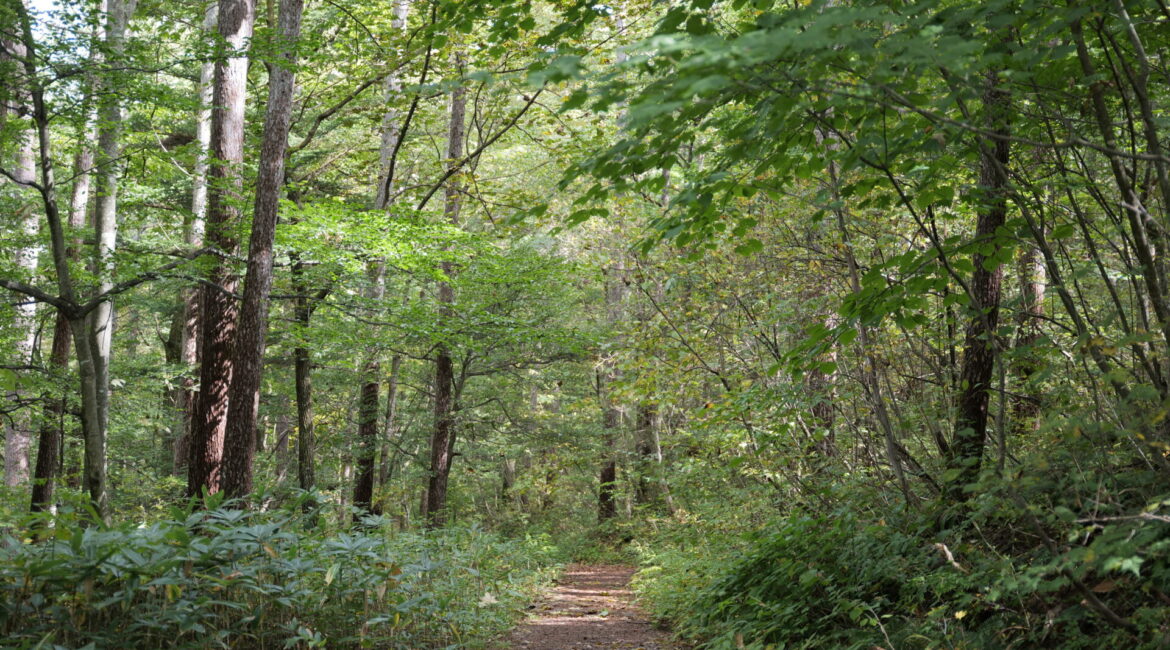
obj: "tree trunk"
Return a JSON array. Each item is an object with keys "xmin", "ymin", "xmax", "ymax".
[
  {"xmin": 354, "ymin": 266, "xmax": 387, "ymax": 519},
  {"xmin": 945, "ymin": 74, "xmax": 1011, "ymax": 499},
  {"xmin": 8, "ymin": 3, "xmax": 109, "ymax": 520},
  {"xmin": 357, "ymin": 0, "xmax": 409, "ymax": 518},
  {"xmin": 1009, "ymin": 241, "xmax": 1045, "ymax": 440},
  {"xmin": 377, "ymin": 354, "xmax": 402, "ymax": 489},
  {"xmin": 172, "ymin": 1, "xmax": 216, "ymax": 475},
  {"xmin": 35, "ymin": 46, "xmax": 101, "ymax": 506},
  {"xmin": 86, "ymin": 0, "xmax": 136, "ymax": 496},
  {"xmin": 352, "ymin": 337, "xmax": 381, "ymax": 517},
  {"xmin": 291, "ymin": 255, "xmax": 319, "ymax": 500},
  {"xmin": 189, "ymin": 0, "xmax": 255, "ymax": 498},
  {"xmin": 274, "ymin": 412, "xmax": 291, "ymax": 483},
  {"xmin": 634, "ymin": 402, "xmax": 656, "ymax": 506},
  {"xmin": 221, "ymin": 0, "xmax": 303, "ymax": 499},
  {"xmin": 597, "ymin": 271, "xmax": 625, "ymax": 523},
  {"xmin": 4, "ymin": 120, "xmax": 38, "ymax": 487},
  {"xmin": 30, "ymin": 314, "xmax": 70, "ymax": 512},
  {"xmin": 423, "ymin": 55, "xmax": 466, "ymax": 528}
]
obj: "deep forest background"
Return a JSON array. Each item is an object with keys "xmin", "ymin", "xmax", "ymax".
[{"xmin": 2, "ymin": 0, "xmax": 1170, "ymax": 647}]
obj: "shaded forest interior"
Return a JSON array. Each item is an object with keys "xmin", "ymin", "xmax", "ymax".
[{"xmin": 2, "ymin": 0, "xmax": 1170, "ymax": 647}]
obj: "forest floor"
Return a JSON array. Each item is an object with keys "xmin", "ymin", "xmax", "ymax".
[{"xmin": 501, "ymin": 564, "xmax": 680, "ymax": 649}]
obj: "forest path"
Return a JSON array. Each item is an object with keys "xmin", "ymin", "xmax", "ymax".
[{"xmin": 501, "ymin": 564, "xmax": 679, "ymax": 649}]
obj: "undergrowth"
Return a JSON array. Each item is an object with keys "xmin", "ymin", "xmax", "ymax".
[
  {"xmin": 632, "ymin": 478, "xmax": 1170, "ymax": 649},
  {"xmin": 0, "ymin": 492, "xmax": 558, "ymax": 649}
]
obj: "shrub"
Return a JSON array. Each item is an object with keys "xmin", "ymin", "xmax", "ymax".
[{"xmin": 0, "ymin": 495, "xmax": 557, "ymax": 649}]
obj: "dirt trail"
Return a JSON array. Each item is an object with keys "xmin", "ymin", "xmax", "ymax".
[{"xmin": 503, "ymin": 564, "xmax": 679, "ymax": 650}]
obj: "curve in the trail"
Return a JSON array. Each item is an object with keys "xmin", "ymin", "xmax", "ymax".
[{"xmin": 504, "ymin": 564, "xmax": 680, "ymax": 650}]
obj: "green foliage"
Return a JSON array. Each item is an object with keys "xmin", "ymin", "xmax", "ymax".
[
  {"xmin": 0, "ymin": 497, "xmax": 558, "ymax": 649},
  {"xmin": 633, "ymin": 479, "xmax": 1170, "ymax": 649}
]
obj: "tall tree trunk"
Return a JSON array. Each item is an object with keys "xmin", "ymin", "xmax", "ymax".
[
  {"xmin": 422, "ymin": 54, "xmax": 466, "ymax": 528},
  {"xmin": 30, "ymin": 315, "xmax": 69, "ymax": 511},
  {"xmin": 634, "ymin": 402, "xmax": 655, "ymax": 506},
  {"xmin": 352, "ymin": 326, "xmax": 382, "ymax": 517},
  {"xmin": 172, "ymin": 1, "xmax": 216, "ymax": 475},
  {"xmin": 597, "ymin": 271, "xmax": 625, "ymax": 523},
  {"xmin": 4, "ymin": 118, "xmax": 38, "ymax": 487},
  {"xmin": 189, "ymin": 0, "xmax": 256, "ymax": 498},
  {"xmin": 377, "ymin": 354, "xmax": 403, "ymax": 490},
  {"xmin": 294, "ymin": 329, "xmax": 316, "ymax": 494},
  {"xmin": 36, "ymin": 36, "xmax": 99, "ymax": 507},
  {"xmin": 8, "ymin": 3, "xmax": 109, "ymax": 520},
  {"xmin": 86, "ymin": 0, "xmax": 136, "ymax": 500},
  {"xmin": 945, "ymin": 74, "xmax": 1011, "ymax": 499},
  {"xmin": 352, "ymin": 261, "xmax": 385, "ymax": 517},
  {"xmin": 806, "ymin": 327, "xmax": 837, "ymax": 457},
  {"xmin": 291, "ymin": 253, "xmax": 323, "ymax": 502},
  {"xmin": 274, "ymin": 412, "xmax": 291, "ymax": 483},
  {"xmin": 221, "ymin": 0, "xmax": 303, "ymax": 499},
  {"xmin": 355, "ymin": 0, "xmax": 409, "ymax": 517}
]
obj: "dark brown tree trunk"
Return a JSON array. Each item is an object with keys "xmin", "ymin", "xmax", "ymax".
[
  {"xmin": 945, "ymin": 75, "xmax": 1011, "ymax": 499},
  {"xmin": 425, "ymin": 323, "xmax": 457, "ymax": 527},
  {"xmin": 30, "ymin": 314, "xmax": 70, "ymax": 512},
  {"xmin": 291, "ymin": 256, "xmax": 318, "ymax": 498},
  {"xmin": 189, "ymin": 0, "xmax": 255, "ymax": 498},
  {"xmin": 221, "ymin": 0, "xmax": 303, "ymax": 499},
  {"xmin": 294, "ymin": 344, "xmax": 316, "ymax": 491},
  {"xmin": 352, "ymin": 351, "xmax": 381, "ymax": 517},
  {"xmin": 358, "ymin": 0, "xmax": 408, "ymax": 518},
  {"xmin": 172, "ymin": 3, "xmax": 214, "ymax": 476},
  {"xmin": 422, "ymin": 54, "xmax": 466, "ymax": 528}
]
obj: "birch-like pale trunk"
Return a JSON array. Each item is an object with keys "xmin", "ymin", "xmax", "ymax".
[
  {"xmin": 87, "ymin": 0, "xmax": 137, "ymax": 495},
  {"xmin": 4, "ymin": 122, "xmax": 39, "ymax": 487}
]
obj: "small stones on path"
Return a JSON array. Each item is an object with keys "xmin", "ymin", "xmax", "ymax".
[{"xmin": 502, "ymin": 564, "xmax": 680, "ymax": 650}]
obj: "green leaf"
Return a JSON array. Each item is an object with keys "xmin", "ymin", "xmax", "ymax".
[{"xmin": 733, "ymin": 238, "xmax": 763, "ymax": 256}]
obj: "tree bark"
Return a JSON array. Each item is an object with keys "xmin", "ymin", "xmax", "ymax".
[
  {"xmin": 945, "ymin": 74, "xmax": 1011, "ymax": 499},
  {"xmin": 356, "ymin": 0, "xmax": 409, "ymax": 518},
  {"xmin": 294, "ymin": 329, "xmax": 316, "ymax": 494},
  {"xmin": 634, "ymin": 402, "xmax": 655, "ymax": 506},
  {"xmin": 377, "ymin": 354, "xmax": 403, "ymax": 490},
  {"xmin": 8, "ymin": 3, "xmax": 110, "ymax": 520},
  {"xmin": 4, "ymin": 117, "xmax": 38, "ymax": 487},
  {"xmin": 30, "ymin": 314, "xmax": 70, "ymax": 511},
  {"xmin": 188, "ymin": 0, "xmax": 255, "ymax": 498},
  {"xmin": 597, "ymin": 271, "xmax": 625, "ymax": 523},
  {"xmin": 172, "ymin": 1, "xmax": 216, "ymax": 475},
  {"xmin": 221, "ymin": 0, "xmax": 303, "ymax": 499},
  {"xmin": 86, "ymin": 0, "xmax": 136, "ymax": 493},
  {"xmin": 423, "ymin": 53, "xmax": 466, "ymax": 528},
  {"xmin": 352, "ymin": 323, "xmax": 382, "ymax": 517}
]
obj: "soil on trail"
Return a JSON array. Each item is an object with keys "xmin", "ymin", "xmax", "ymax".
[{"xmin": 502, "ymin": 564, "xmax": 680, "ymax": 650}]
